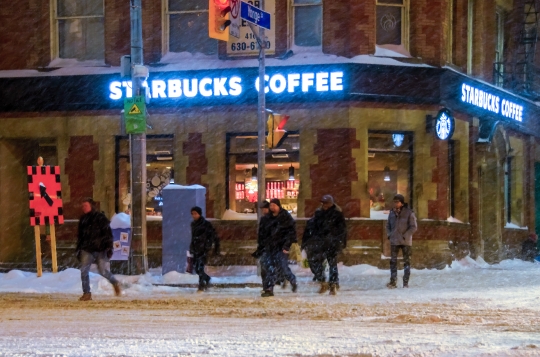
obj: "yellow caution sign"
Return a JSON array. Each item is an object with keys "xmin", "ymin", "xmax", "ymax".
[{"xmin": 128, "ymin": 104, "xmax": 142, "ymax": 115}]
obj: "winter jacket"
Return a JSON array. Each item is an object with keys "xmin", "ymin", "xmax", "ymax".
[
  {"xmin": 386, "ymin": 205, "xmax": 417, "ymax": 246},
  {"xmin": 260, "ymin": 208, "xmax": 297, "ymax": 255},
  {"xmin": 253, "ymin": 213, "xmax": 273, "ymax": 258},
  {"xmin": 521, "ymin": 239, "xmax": 538, "ymax": 262},
  {"xmin": 302, "ymin": 205, "xmax": 347, "ymax": 252},
  {"xmin": 190, "ymin": 217, "xmax": 220, "ymax": 256},
  {"xmin": 76, "ymin": 210, "xmax": 114, "ymax": 254}
]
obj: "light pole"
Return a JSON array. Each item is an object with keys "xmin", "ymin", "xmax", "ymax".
[{"xmin": 129, "ymin": 0, "xmax": 148, "ymax": 274}]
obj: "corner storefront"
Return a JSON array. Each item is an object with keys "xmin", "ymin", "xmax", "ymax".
[{"xmin": 0, "ymin": 63, "xmax": 538, "ymax": 268}]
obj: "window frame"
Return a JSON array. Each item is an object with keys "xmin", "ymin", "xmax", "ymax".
[
  {"xmin": 162, "ymin": 0, "xmax": 217, "ymax": 56},
  {"xmin": 290, "ymin": 0, "xmax": 323, "ymax": 48},
  {"xmin": 375, "ymin": 0, "xmax": 410, "ymax": 50},
  {"xmin": 50, "ymin": 0, "xmax": 105, "ymax": 62}
]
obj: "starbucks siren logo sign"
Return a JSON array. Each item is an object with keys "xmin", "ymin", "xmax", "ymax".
[{"xmin": 435, "ymin": 109, "xmax": 454, "ymax": 140}]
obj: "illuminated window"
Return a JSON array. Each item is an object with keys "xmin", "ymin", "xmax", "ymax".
[
  {"xmin": 376, "ymin": 0, "xmax": 408, "ymax": 48},
  {"xmin": 292, "ymin": 0, "xmax": 322, "ymax": 47},
  {"xmin": 165, "ymin": 0, "xmax": 217, "ymax": 55},
  {"xmin": 368, "ymin": 131, "xmax": 413, "ymax": 218},
  {"xmin": 54, "ymin": 0, "xmax": 104, "ymax": 61}
]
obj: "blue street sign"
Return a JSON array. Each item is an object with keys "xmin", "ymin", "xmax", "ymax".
[{"xmin": 240, "ymin": 1, "xmax": 271, "ymax": 30}]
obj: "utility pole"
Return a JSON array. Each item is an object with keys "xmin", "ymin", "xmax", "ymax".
[
  {"xmin": 250, "ymin": 0, "xmax": 267, "ymax": 221},
  {"xmin": 129, "ymin": 0, "xmax": 148, "ymax": 274}
]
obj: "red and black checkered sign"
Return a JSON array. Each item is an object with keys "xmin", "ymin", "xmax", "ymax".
[{"xmin": 27, "ymin": 166, "xmax": 64, "ymax": 226}]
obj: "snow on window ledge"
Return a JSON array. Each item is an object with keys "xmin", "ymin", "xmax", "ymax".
[
  {"xmin": 374, "ymin": 44, "xmax": 412, "ymax": 58},
  {"xmin": 504, "ymin": 222, "xmax": 528, "ymax": 230},
  {"xmin": 48, "ymin": 58, "xmax": 107, "ymax": 68}
]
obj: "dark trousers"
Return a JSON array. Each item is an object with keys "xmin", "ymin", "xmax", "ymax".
[
  {"xmin": 390, "ymin": 245, "xmax": 412, "ymax": 283},
  {"xmin": 261, "ymin": 252, "xmax": 296, "ymax": 291},
  {"xmin": 307, "ymin": 247, "xmax": 339, "ymax": 284},
  {"xmin": 194, "ymin": 254, "xmax": 210, "ymax": 286}
]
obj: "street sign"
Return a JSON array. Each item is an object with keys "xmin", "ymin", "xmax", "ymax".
[
  {"xmin": 229, "ymin": 0, "xmax": 241, "ymax": 38},
  {"xmin": 124, "ymin": 95, "xmax": 146, "ymax": 134},
  {"xmin": 240, "ymin": 1, "xmax": 271, "ymax": 30}
]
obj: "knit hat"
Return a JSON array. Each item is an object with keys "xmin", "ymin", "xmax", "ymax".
[
  {"xmin": 259, "ymin": 201, "xmax": 270, "ymax": 209},
  {"xmin": 190, "ymin": 206, "xmax": 202, "ymax": 216},
  {"xmin": 269, "ymin": 198, "xmax": 282, "ymax": 208},
  {"xmin": 393, "ymin": 194, "xmax": 405, "ymax": 204},
  {"xmin": 320, "ymin": 195, "xmax": 334, "ymax": 204}
]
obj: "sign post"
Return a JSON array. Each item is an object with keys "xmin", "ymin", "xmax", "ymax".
[
  {"xmin": 124, "ymin": 95, "xmax": 146, "ymax": 134},
  {"xmin": 241, "ymin": 0, "xmax": 271, "ymax": 220}
]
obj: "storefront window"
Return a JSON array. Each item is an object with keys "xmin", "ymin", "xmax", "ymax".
[
  {"xmin": 376, "ymin": 0, "xmax": 407, "ymax": 47},
  {"xmin": 166, "ymin": 0, "xmax": 217, "ymax": 55},
  {"xmin": 116, "ymin": 136, "xmax": 174, "ymax": 218},
  {"xmin": 226, "ymin": 133, "xmax": 300, "ymax": 217},
  {"xmin": 56, "ymin": 0, "xmax": 104, "ymax": 61},
  {"xmin": 368, "ymin": 131, "xmax": 413, "ymax": 219}
]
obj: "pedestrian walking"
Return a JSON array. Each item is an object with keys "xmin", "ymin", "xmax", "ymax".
[
  {"xmin": 252, "ymin": 201, "xmax": 271, "ymax": 280},
  {"xmin": 76, "ymin": 198, "xmax": 121, "ymax": 301},
  {"xmin": 259, "ymin": 198, "xmax": 298, "ymax": 297},
  {"xmin": 521, "ymin": 233, "xmax": 538, "ymax": 262},
  {"xmin": 190, "ymin": 206, "xmax": 220, "ymax": 292},
  {"xmin": 302, "ymin": 195, "xmax": 347, "ymax": 295},
  {"xmin": 386, "ymin": 194, "xmax": 417, "ymax": 288}
]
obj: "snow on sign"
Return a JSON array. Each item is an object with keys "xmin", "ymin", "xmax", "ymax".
[
  {"xmin": 240, "ymin": 1, "xmax": 271, "ymax": 29},
  {"xmin": 27, "ymin": 165, "xmax": 64, "ymax": 226}
]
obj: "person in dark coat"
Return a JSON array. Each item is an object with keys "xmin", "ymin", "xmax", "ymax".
[
  {"xmin": 190, "ymin": 206, "xmax": 220, "ymax": 292},
  {"xmin": 259, "ymin": 198, "xmax": 298, "ymax": 297},
  {"xmin": 386, "ymin": 194, "xmax": 417, "ymax": 288},
  {"xmin": 76, "ymin": 198, "xmax": 120, "ymax": 301},
  {"xmin": 302, "ymin": 195, "xmax": 347, "ymax": 295},
  {"xmin": 521, "ymin": 233, "xmax": 538, "ymax": 262}
]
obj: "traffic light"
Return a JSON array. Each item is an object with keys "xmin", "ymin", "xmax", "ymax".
[
  {"xmin": 267, "ymin": 112, "xmax": 290, "ymax": 149},
  {"xmin": 209, "ymin": 0, "xmax": 231, "ymax": 41}
]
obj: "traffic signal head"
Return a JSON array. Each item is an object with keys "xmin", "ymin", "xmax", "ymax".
[
  {"xmin": 266, "ymin": 112, "xmax": 290, "ymax": 149},
  {"xmin": 209, "ymin": 0, "xmax": 231, "ymax": 41}
]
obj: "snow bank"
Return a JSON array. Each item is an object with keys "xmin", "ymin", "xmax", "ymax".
[
  {"xmin": 222, "ymin": 209, "xmax": 258, "ymax": 220},
  {"xmin": 110, "ymin": 212, "xmax": 131, "ymax": 229}
]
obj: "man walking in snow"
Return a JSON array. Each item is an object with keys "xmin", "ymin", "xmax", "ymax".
[
  {"xmin": 259, "ymin": 198, "xmax": 298, "ymax": 297},
  {"xmin": 302, "ymin": 195, "xmax": 347, "ymax": 295},
  {"xmin": 190, "ymin": 206, "xmax": 220, "ymax": 292},
  {"xmin": 76, "ymin": 198, "xmax": 121, "ymax": 301},
  {"xmin": 386, "ymin": 194, "xmax": 417, "ymax": 288}
]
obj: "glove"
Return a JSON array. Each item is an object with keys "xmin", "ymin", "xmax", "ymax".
[{"xmin": 106, "ymin": 248, "xmax": 113, "ymax": 259}]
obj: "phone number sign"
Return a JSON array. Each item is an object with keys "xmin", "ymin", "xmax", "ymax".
[{"xmin": 227, "ymin": 0, "xmax": 275, "ymax": 56}]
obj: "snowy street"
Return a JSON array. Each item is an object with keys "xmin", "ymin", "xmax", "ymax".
[{"xmin": 1, "ymin": 258, "xmax": 540, "ymax": 357}]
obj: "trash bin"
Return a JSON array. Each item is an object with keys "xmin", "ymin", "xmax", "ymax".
[{"xmin": 110, "ymin": 212, "xmax": 131, "ymax": 274}]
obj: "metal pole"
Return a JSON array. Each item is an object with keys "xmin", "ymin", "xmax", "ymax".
[
  {"xmin": 129, "ymin": 0, "xmax": 148, "ymax": 274},
  {"xmin": 256, "ymin": 0, "xmax": 266, "ymax": 221}
]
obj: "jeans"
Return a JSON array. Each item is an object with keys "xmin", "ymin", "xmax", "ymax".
[
  {"xmin": 279, "ymin": 252, "xmax": 296, "ymax": 285},
  {"xmin": 307, "ymin": 247, "xmax": 339, "ymax": 284},
  {"xmin": 80, "ymin": 250, "xmax": 118, "ymax": 294},
  {"xmin": 261, "ymin": 252, "xmax": 296, "ymax": 291},
  {"xmin": 390, "ymin": 245, "xmax": 412, "ymax": 284},
  {"xmin": 194, "ymin": 254, "xmax": 210, "ymax": 286}
]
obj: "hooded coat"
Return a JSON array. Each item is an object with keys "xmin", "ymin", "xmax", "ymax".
[
  {"xmin": 261, "ymin": 208, "xmax": 297, "ymax": 255},
  {"xmin": 386, "ymin": 204, "xmax": 417, "ymax": 246},
  {"xmin": 190, "ymin": 217, "xmax": 220, "ymax": 256},
  {"xmin": 76, "ymin": 210, "xmax": 113, "ymax": 253},
  {"xmin": 302, "ymin": 205, "xmax": 347, "ymax": 252}
]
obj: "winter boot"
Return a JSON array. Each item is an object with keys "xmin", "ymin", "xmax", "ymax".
[
  {"xmin": 261, "ymin": 290, "xmax": 274, "ymax": 297},
  {"xmin": 79, "ymin": 292, "xmax": 92, "ymax": 301},
  {"xmin": 403, "ymin": 280, "xmax": 409, "ymax": 288},
  {"xmin": 386, "ymin": 280, "xmax": 397, "ymax": 289},
  {"xmin": 113, "ymin": 282, "xmax": 122, "ymax": 297},
  {"xmin": 318, "ymin": 282, "xmax": 329, "ymax": 294},
  {"xmin": 329, "ymin": 283, "xmax": 337, "ymax": 296},
  {"xmin": 291, "ymin": 281, "xmax": 298, "ymax": 293},
  {"xmin": 205, "ymin": 277, "xmax": 211, "ymax": 289}
]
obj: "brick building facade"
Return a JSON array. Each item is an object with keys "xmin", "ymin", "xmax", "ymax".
[{"xmin": 0, "ymin": 0, "xmax": 539, "ymax": 270}]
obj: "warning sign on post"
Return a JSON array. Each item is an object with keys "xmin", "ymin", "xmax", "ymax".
[{"xmin": 124, "ymin": 96, "xmax": 146, "ymax": 134}]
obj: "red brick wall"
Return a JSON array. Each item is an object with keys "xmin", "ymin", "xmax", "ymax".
[
  {"xmin": 142, "ymin": 1, "xmax": 162, "ymax": 64},
  {"xmin": 409, "ymin": 0, "xmax": 449, "ymax": 66},
  {"xmin": 305, "ymin": 129, "xmax": 361, "ymax": 218},
  {"xmin": 0, "ymin": 0, "xmax": 50, "ymax": 69},
  {"xmin": 428, "ymin": 138, "xmax": 449, "ymax": 220},
  {"xmin": 63, "ymin": 136, "xmax": 99, "ymax": 219},
  {"xmin": 472, "ymin": 0, "xmax": 496, "ymax": 82},
  {"xmin": 183, "ymin": 133, "xmax": 214, "ymax": 218},
  {"xmin": 323, "ymin": 0, "xmax": 375, "ymax": 57},
  {"xmin": 104, "ymin": 1, "xmax": 130, "ymax": 66},
  {"xmin": 452, "ymin": 0, "xmax": 468, "ymax": 69},
  {"xmin": 468, "ymin": 123, "xmax": 480, "ymax": 257}
]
